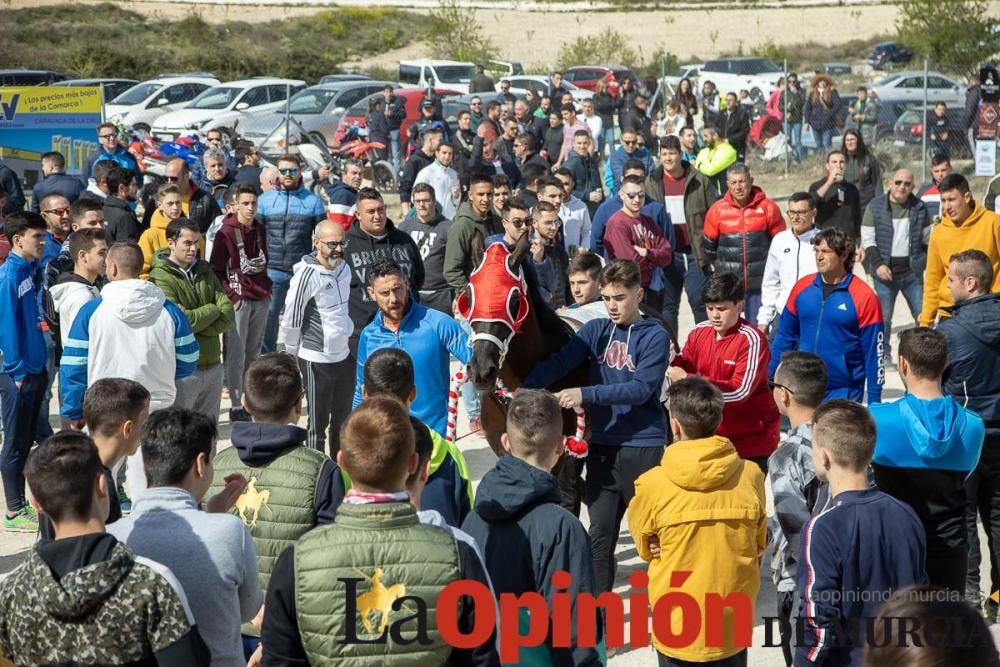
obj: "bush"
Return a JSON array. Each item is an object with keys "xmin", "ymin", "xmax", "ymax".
[
  {"xmin": 896, "ymin": 0, "xmax": 1000, "ymax": 76},
  {"xmin": 425, "ymin": 0, "xmax": 496, "ymax": 63},
  {"xmin": 555, "ymin": 29, "xmax": 641, "ymax": 73},
  {"xmin": 0, "ymin": 3, "xmax": 428, "ymax": 83}
]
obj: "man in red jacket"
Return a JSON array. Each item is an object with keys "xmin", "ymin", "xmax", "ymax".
[
  {"xmin": 702, "ymin": 163, "xmax": 785, "ymax": 326},
  {"xmin": 668, "ymin": 271, "xmax": 779, "ymax": 471},
  {"xmin": 604, "ymin": 174, "xmax": 672, "ymax": 310}
]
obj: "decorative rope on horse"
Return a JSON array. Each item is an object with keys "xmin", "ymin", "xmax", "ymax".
[{"xmin": 445, "ymin": 368, "xmax": 589, "ymax": 458}]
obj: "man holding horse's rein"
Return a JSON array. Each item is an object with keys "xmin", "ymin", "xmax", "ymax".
[{"xmin": 524, "ymin": 259, "xmax": 670, "ymax": 593}]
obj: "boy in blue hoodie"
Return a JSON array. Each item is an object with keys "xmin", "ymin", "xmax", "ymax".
[
  {"xmin": 0, "ymin": 212, "xmax": 49, "ymax": 533},
  {"xmin": 524, "ymin": 258, "xmax": 669, "ymax": 593},
  {"xmin": 797, "ymin": 400, "xmax": 926, "ymax": 667},
  {"xmin": 871, "ymin": 327, "xmax": 984, "ymax": 595}
]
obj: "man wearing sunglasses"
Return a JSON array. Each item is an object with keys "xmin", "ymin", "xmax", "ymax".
[
  {"xmin": 38, "ymin": 194, "xmax": 73, "ymax": 273},
  {"xmin": 861, "ymin": 168, "xmax": 931, "ymax": 368},
  {"xmin": 30, "ymin": 151, "xmax": 83, "ymax": 214},
  {"xmin": 609, "ymin": 130, "xmax": 653, "ymax": 194},
  {"xmin": 279, "ymin": 219, "xmax": 354, "ymax": 456},
  {"xmin": 258, "ymin": 154, "xmax": 327, "ymax": 353},
  {"xmin": 82, "ymin": 123, "xmax": 139, "ymax": 184},
  {"xmin": 603, "ymin": 175, "xmax": 671, "ymax": 310}
]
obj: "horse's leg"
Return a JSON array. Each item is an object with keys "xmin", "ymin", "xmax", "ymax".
[{"xmin": 479, "ymin": 394, "xmax": 505, "ymax": 458}]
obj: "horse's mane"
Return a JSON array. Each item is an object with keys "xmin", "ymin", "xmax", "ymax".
[{"xmin": 520, "ymin": 256, "xmax": 573, "ymax": 340}]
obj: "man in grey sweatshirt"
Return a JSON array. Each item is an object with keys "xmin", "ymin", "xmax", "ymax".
[{"xmin": 109, "ymin": 407, "xmax": 262, "ymax": 667}]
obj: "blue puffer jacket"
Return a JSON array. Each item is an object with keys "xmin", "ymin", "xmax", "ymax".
[
  {"xmin": 82, "ymin": 146, "xmax": 139, "ymax": 182},
  {"xmin": 258, "ymin": 184, "xmax": 326, "ymax": 273}
]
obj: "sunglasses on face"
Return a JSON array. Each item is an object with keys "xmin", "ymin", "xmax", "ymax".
[
  {"xmin": 507, "ymin": 217, "xmax": 531, "ymax": 228},
  {"xmin": 320, "ymin": 240, "xmax": 347, "ymax": 250},
  {"xmin": 622, "ymin": 140, "xmax": 637, "ymax": 146},
  {"xmin": 622, "ymin": 191, "xmax": 645, "ymax": 200},
  {"xmin": 767, "ymin": 380, "xmax": 795, "ymax": 394},
  {"xmin": 278, "ymin": 168, "xmax": 299, "ymax": 176},
  {"xmin": 44, "ymin": 207, "xmax": 71, "ymax": 216}
]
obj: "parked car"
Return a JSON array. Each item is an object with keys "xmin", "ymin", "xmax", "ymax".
[
  {"xmin": 870, "ymin": 71, "xmax": 965, "ymax": 105},
  {"xmin": 50, "ymin": 78, "xmax": 137, "ymax": 101},
  {"xmin": 333, "ymin": 87, "xmax": 461, "ymax": 146},
  {"xmin": 398, "ymin": 60, "xmax": 475, "ymax": 94},
  {"xmin": 501, "ymin": 76, "xmax": 593, "ymax": 107},
  {"xmin": 891, "ymin": 104, "xmax": 971, "ymax": 158},
  {"xmin": 486, "ymin": 59, "xmax": 525, "ymax": 78},
  {"xmin": 700, "ymin": 57, "xmax": 784, "ymax": 98},
  {"xmin": 105, "ymin": 75, "xmax": 219, "ymax": 131},
  {"xmin": 318, "ymin": 73, "xmax": 372, "ymax": 85},
  {"xmin": 823, "ymin": 63, "xmax": 852, "ymax": 76},
  {"xmin": 151, "ymin": 77, "xmax": 306, "ymax": 140},
  {"xmin": 0, "ymin": 69, "xmax": 68, "ymax": 85},
  {"xmin": 240, "ymin": 80, "xmax": 393, "ymax": 153},
  {"xmin": 660, "ymin": 63, "xmax": 704, "ymax": 96},
  {"xmin": 867, "ymin": 42, "xmax": 913, "ymax": 70},
  {"xmin": 563, "ymin": 65, "xmax": 638, "ymax": 92}
]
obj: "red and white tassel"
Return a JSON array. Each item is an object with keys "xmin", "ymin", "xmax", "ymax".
[
  {"xmin": 445, "ymin": 368, "xmax": 466, "ymax": 443},
  {"xmin": 496, "ymin": 378, "xmax": 589, "ymax": 459}
]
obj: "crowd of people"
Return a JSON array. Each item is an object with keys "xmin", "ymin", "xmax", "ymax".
[{"xmin": 0, "ymin": 63, "xmax": 998, "ymax": 667}]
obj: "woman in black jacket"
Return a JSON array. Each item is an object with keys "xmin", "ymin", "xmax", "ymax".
[
  {"xmin": 674, "ymin": 77, "xmax": 698, "ymax": 128},
  {"xmin": 593, "ymin": 78, "xmax": 618, "ymax": 156},
  {"xmin": 542, "ymin": 110, "xmax": 564, "ymax": 166},
  {"xmin": 842, "ymin": 128, "xmax": 883, "ymax": 212},
  {"xmin": 365, "ymin": 98, "xmax": 391, "ymax": 162}
]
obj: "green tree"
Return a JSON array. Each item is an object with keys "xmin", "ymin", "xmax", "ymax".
[
  {"xmin": 896, "ymin": 0, "xmax": 1000, "ymax": 76},
  {"xmin": 555, "ymin": 29, "xmax": 640, "ymax": 73},
  {"xmin": 426, "ymin": 0, "xmax": 496, "ymax": 64}
]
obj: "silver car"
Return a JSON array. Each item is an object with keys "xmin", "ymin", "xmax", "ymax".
[
  {"xmin": 240, "ymin": 81, "xmax": 392, "ymax": 152},
  {"xmin": 870, "ymin": 71, "xmax": 965, "ymax": 105}
]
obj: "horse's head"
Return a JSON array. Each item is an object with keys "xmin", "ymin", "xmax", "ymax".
[{"xmin": 458, "ymin": 232, "xmax": 531, "ymax": 390}]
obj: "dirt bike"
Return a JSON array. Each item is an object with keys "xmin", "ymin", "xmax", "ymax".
[{"xmin": 331, "ymin": 125, "xmax": 398, "ymax": 193}]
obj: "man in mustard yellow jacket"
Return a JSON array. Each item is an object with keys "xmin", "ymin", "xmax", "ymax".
[{"xmin": 628, "ymin": 377, "xmax": 766, "ymax": 665}]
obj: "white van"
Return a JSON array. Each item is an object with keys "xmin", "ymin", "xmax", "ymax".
[{"xmin": 398, "ymin": 60, "xmax": 474, "ymax": 95}]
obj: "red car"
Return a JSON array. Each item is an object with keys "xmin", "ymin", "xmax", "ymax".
[
  {"xmin": 563, "ymin": 65, "xmax": 638, "ymax": 93},
  {"xmin": 333, "ymin": 87, "xmax": 460, "ymax": 146}
]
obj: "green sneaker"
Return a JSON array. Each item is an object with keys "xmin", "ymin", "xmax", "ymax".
[
  {"xmin": 3, "ymin": 509, "xmax": 38, "ymax": 533},
  {"xmin": 23, "ymin": 505, "xmax": 38, "ymax": 520}
]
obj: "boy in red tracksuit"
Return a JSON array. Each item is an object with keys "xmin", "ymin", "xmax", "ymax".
[{"xmin": 668, "ymin": 271, "xmax": 779, "ymax": 472}]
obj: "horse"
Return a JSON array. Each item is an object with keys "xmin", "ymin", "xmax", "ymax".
[
  {"xmin": 234, "ymin": 476, "xmax": 270, "ymax": 527},
  {"xmin": 352, "ymin": 567, "xmax": 408, "ymax": 635},
  {"xmin": 457, "ymin": 231, "xmax": 589, "ymax": 458}
]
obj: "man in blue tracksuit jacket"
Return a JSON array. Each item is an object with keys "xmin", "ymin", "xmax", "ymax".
[
  {"xmin": 797, "ymin": 400, "xmax": 926, "ymax": 667},
  {"xmin": 769, "ymin": 228, "xmax": 884, "ymax": 403},
  {"xmin": 0, "ymin": 213, "xmax": 49, "ymax": 529},
  {"xmin": 258, "ymin": 155, "xmax": 327, "ymax": 353},
  {"xmin": 524, "ymin": 259, "xmax": 669, "ymax": 593},
  {"xmin": 870, "ymin": 327, "xmax": 984, "ymax": 595}
]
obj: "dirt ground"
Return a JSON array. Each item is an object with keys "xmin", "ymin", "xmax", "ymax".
[{"xmin": 18, "ymin": 0, "xmax": 1000, "ymax": 71}]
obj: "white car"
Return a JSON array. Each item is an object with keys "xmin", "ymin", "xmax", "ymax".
[
  {"xmin": 699, "ymin": 57, "xmax": 784, "ymax": 97},
  {"xmin": 660, "ymin": 64, "xmax": 703, "ymax": 97},
  {"xmin": 501, "ymin": 76, "xmax": 593, "ymax": 106},
  {"xmin": 151, "ymin": 77, "xmax": 307, "ymax": 140},
  {"xmin": 870, "ymin": 71, "xmax": 965, "ymax": 105},
  {"xmin": 105, "ymin": 75, "xmax": 219, "ymax": 131}
]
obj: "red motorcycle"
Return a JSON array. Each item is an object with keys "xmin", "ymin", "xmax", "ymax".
[{"xmin": 330, "ymin": 126, "xmax": 397, "ymax": 192}]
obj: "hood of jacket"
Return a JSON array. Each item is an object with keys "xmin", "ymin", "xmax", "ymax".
[
  {"xmin": 941, "ymin": 202, "xmax": 992, "ymax": 230},
  {"xmin": 949, "ymin": 293, "xmax": 1000, "ymax": 347},
  {"xmin": 149, "ymin": 248, "xmax": 212, "ymax": 280},
  {"xmin": 723, "ymin": 185, "xmax": 767, "ymax": 210},
  {"xmin": 661, "ymin": 435, "xmax": 743, "ymax": 491},
  {"xmin": 230, "ymin": 421, "xmax": 309, "ymax": 465},
  {"xmin": 50, "ymin": 273, "xmax": 99, "ymax": 310},
  {"xmin": 149, "ymin": 208, "xmax": 171, "ymax": 231},
  {"xmin": 99, "ymin": 279, "xmax": 165, "ymax": 325},
  {"xmin": 473, "ymin": 455, "xmax": 561, "ymax": 521},
  {"xmin": 899, "ymin": 393, "xmax": 975, "ymax": 460},
  {"xmin": 34, "ymin": 534, "xmax": 132, "ymax": 620}
]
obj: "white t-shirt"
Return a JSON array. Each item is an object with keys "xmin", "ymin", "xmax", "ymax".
[{"xmin": 891, "ymin": 212, "xmax": 910, "ymax": 258}]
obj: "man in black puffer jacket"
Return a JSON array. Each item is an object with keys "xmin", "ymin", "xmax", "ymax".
[{"xmin": 141, "ymin": 159, "xmax": 221, "ymax": 234}]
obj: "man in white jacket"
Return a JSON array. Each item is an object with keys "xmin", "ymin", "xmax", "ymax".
[
  {"xmin": 280, "ymin": 219, "xmax": 354, "ymax": 456},
  {"xmin": 60, "ymin": 242, "xmax": 198, "ymax": 497},
  {"xmin": 49, "ymin": 228, "xmax": 107, "ymax": 347},
  {"xmin": 758, "ymin": 191, "xmax": 819, "ymax": 333},
  {"xmin": 414, "ymin": 142, "xmax": 461, "ymax": 221},
  {"xmin": 554, "ymin": 167, "xmax": 592, "ymax": 256}
]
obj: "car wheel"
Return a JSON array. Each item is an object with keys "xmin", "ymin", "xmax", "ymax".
[
  {"xmin": 372, "ymin": 160, "xmax": 397, "ymax": 192},
  {"xmin": 132, "ymin": 122, "xmax": 152, "ymax": 134}
]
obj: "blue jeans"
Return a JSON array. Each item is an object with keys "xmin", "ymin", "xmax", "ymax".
[
  {"xmin": 786, "ymin": 121, "xmax": 802, "ymax": 161},
  {"xmin": 743, "ymin": 290, "xmax": 763, "ymax": 326},
  {"xmin": 389, "ymin": 128, "xmax": 401, "ymax": 172},
  {"xmin": 262, "ymin": 268, "xmax": 292, "ymax": 353},
  {"xmin": 872, "ymin": 269, "xmax": 923, "ymax": 360},
  {"xmin": 812, "ymin": 127, "xmax": 833, "ymax": 154},
  {"xmin": 602, "ymin": 126, "xmax": 616, "ymax": 158},
  {"xmin": 661, "ymin": 252, "xmax": 708, "ymax": 336},
  {"xmin": 457, "ymin": 318, "xmax": 481, "ymax": 419},
  {"xmin": 1, "ymin": 370, "xmax": 47, "ymax": 514}
]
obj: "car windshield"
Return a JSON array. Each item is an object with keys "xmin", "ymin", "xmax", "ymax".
[
  {"xmin": 287, "ymin": 89, "xmax": 338, "ymax": 114},
  {"xmin": 189, "ymin": 86, "xmax": 241, "ymax": 110},
  {"xmin": 734, "ymin": 59, "xmax": 782, "ymax": 75},
  {"xmin": 434, "ymin": 66, "xmax": 473, "ymax": 84},
  {"xmin": 110, "ymin": 82, "xmax": 161, "ymax": 105}
]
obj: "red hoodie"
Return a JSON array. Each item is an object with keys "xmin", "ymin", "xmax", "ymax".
[
  {"xmin": 672, "ymin": 318, "xmax": 779, "ymax": 458},
  {"xmin": 209, "ymin": 213, "xmax": 272, "ymax": 303},
  {"xmin": 603, "ymin": 209, "xmax": 671, "ymax": 287}
]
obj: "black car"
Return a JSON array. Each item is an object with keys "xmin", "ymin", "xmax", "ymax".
[
  {"xmin": 0, "ymin": 69, "xmax": 68, "ymax": 85},
  {"xmin": 891, "ymin": 105, "xmax": 971, "ymax": 158},
  {"xmin": 868, "ymin": 42, "xmax": 913, "ymax": 70}
]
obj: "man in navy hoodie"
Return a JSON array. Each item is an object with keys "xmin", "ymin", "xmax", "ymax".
[
  {"xmin": 797, "ymin": 400, "xmax": 926, "ymax": 667},
  {"xmin": 462, "ymin": 388, "xmax": 602, "ymax": 667},
  {"xmin": 871, "ymin": 327, "xmax": 984, "ymax": 595},
  {"xmin": 525, "ymin": 258, "xmax": 669, "ymax": 593}
]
